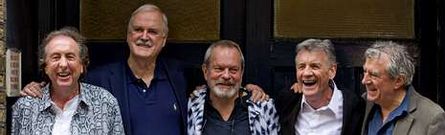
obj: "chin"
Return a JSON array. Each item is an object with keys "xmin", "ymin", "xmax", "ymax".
[
  {"xmin": 53, "ymin": 80, "xmax": 75, "ymax": 87},
  {"xmin": 366, "ymin": 96, "xmax": 377, "ymax": 102}
]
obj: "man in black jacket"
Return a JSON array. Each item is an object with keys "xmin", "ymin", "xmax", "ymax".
[{"xmin": 276, "ymin": 39, "xmax": 365, "ymax": 135}]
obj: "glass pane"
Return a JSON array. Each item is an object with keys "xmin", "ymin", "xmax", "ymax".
[
  {"xmin": 275, "ymin": 0, "xmax": 414, "ymax": 39},
  {"xmin": 81, "ymin": 0, "xmax": 220, "ymax": 41}
]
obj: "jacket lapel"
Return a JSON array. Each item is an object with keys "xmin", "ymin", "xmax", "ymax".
[
  {"xmin": 393, "ymin": 115, "xmax": 414, "ymax": 135},
  {"xmin": 361, "ymin": 100, "xmax": 374, "ymax": 135},
  {"xmin": 109, "ymin": 61, "xmax": 132, "ymax": 135},
  {"xmin": 394, "ymin": 87, "xmax": 418, "ymax": 135}
]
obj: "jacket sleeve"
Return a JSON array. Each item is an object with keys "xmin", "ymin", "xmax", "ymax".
[
  {"xmin": 264, "ymin": 99, "xmax": 280, "ymax": 135},
  {"xmin": 427, "ymin": 111, "xmax": 445, "ymax": 135}
]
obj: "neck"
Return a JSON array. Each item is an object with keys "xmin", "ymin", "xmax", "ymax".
[
  {"xmin": 209, "ymin": 92, "xmax": 239, "ymax": 121},
  {"xmin": 305, "ymin": 87, "xmax": 333, "ymax": 109},
  {"xmin": 128, "ymin": 55, "xmax": 156, "ymax": 87},
  {"xmin": 378, "ymin": 88, "xmax": 406, "ymax": 122},
  {"xmin": 50, "ymin": 83, "xmax": 80, "ymax": 110}
]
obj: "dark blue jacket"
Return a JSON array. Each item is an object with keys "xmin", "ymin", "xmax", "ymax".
[{"xmin": 84, "ymin": 58, "xmax": 188, "ymax": 135}]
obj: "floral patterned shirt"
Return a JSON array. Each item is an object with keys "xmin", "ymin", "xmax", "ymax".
[{"xmin": 11, "ymin": 83, "xmax": 125, "ymax": 135}]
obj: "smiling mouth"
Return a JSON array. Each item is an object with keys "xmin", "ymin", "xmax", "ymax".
[
  {"xmin": 367, "ymin": 88, "xmax": 377, "ymax": 91},
  {"xmin": 57, "ymin": 72, "xmax": 71, "ymax": 77},
  {"xmin": 302, "ymin": 80, "xmax": 316, "ymax": 87},
  {"xmin": 136, "ymin": 43, "xmax": 152, "ymax": 47}
]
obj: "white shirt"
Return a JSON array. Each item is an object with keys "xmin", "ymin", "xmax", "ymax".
[
  {"xmin": 51, "ymin": 95, "xmax": 80, "ymax": 135},
  {"xmin": 295, "ymin": 82, "xmax": 343, "ymax": 135}
]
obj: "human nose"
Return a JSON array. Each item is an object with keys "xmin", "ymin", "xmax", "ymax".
[
  {"xmin": 58, "ymin": 57, "xmax": 68, "ymax": 68},
  {"xmin": 302, "ymin": 67, "xmax": 313, "ymax": 76},
  {"xmin": 361, "ymin": 73, "xmax": 370, "ymax": 85},
  {"xmin": 221, "ymin": 69, "xmax": 231, "ymax": 80},
  {"xmin": 141, "ymin": 30, "xmax": 150, "ymax": 40}
]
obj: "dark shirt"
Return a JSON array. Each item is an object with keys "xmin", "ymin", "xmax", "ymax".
[
  {"xmin": 367, "ymin": 90, "xmax": 409, "ymax": 135},
  {"xmin": 202, "ymin": 92, "xmax": 251, "ymax": 135},
  {"xmin": 125, "ymin": 62, "xmax": 181, "ymax": 135}
]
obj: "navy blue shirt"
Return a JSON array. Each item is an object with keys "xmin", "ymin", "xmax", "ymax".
[
  {"xmin": 126, "ymin": 62, "xmax": 181, "ymax": 135},
  {"xmin": 202, "ymin": 90, "xmax": 251, "ymax": 135},
  {"xmin": 367, "ymin": 90, "xmax": 410, "ymax": 135}
]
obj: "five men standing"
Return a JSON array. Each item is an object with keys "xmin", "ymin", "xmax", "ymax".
[{"xmin": 13, "ymin": 3, "xmax": 445, "ymax": 135}]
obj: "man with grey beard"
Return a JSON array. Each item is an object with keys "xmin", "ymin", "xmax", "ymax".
[{"xmin": 187, "ymin": 40, "xmax": 280, "ymax": 135}]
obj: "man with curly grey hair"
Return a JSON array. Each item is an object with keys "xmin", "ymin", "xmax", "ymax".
[
  {"xmin": 361, "ymin": 41, "xmax": 445, "ymax": 135},
  {"xmin": 11, "ymin": 27, "xmax": 124, "ymax": 135}
]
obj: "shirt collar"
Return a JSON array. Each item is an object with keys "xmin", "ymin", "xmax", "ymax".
[
  {"xmin": 383, "ymin": 88, "xmax": 410, "ymax": 123},
  {"xmin": 300, "ymin": 80, "xmax": 343, "ymax": 117},
  {"xmin": 50, "ymin": 95, "xmax": 80, "ymax": 114},
  {"xmin": 125, "ymin": 60, "xmax": 167, "ymax": 84},
  {"xmin": 39, "ymin": 83, "xmax": 91, "ymax": 112}
]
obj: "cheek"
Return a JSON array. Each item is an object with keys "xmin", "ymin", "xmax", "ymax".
[
  {"xmin": 128, "ymin": 34, "xmax": 139, "ymax": 42},
  {"xmin": 209, "ymin": 73, "xmax": 221, "ymax": 80},
  {"xmin": 232, "ymin": 74, "xmax": 242, "ymax": 81},
  {"xmin": 44, "ymin": 63, "xmax": 56, "ymax": 73},
  {"xmin": 296, "ymin": 71, "xmax": 302, "ymax": 77}
]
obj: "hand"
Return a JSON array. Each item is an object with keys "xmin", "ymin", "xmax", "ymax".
[
  {"xmin": 245, "ymin": 84, "xmax": 269, "ymax": 103},
  {"xmin": 20, "ymin": 81, "xmax": 46, "ymax": 98},
  {"xmin": 189, "ymin": 84, "xmax": 206, "ymax": 98},
  {"xmin": 291, "ymin": 81, "xmax": 303, "ymax": 93}
]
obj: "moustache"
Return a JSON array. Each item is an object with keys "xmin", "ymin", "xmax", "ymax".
[
  {"xmin": 135, "ymin": 39, "xmax": 152, "ymax": 46},
  {"xmin": 216, "ymin": 80, "xmax": 235, "ymax": 86}
]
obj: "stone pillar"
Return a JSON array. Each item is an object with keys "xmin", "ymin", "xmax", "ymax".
[{"xmin": 0, "ymin": 0, "xmax": 6, "ymax": 134}]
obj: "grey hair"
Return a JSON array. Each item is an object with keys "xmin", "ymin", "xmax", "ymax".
[
  {"xmin": 39, "ymin": 27, "xmax": 89, "ymax": 80},
  {"xmin": 203, "ymin": 40, "xmax": 245, "ymax": 70},
  {"xmin": 364, "ymin": 41, "xmax": 415, "ymax": 86},
  {"xmin": 127, "ymin": 4, "xmax": 169, "ymax": 36},
  {"xmin": 295, "ymin": 39, "xmax": 337, "ymax": 65}
]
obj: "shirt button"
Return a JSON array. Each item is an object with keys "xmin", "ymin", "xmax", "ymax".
[{"xmin": 143, "ymin": 89, "xmax": 147, "ymax": 93}]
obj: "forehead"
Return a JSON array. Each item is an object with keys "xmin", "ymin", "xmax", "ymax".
[
  {"xmin": 209, "ymin": 47, "xmax": 241, "ymax": 65},
  {"xmin": 364, "ymin": 53, "xmax": 390, "ymax": 67},
  {"xmin": 45, "ymin": 35, "xmax": 79, "ymax": 54},
  {"xmin": 132, "ymin": 11, "xmax": 163, "ymax": 26},
  {"xmin": 295, "ymin": 49, "xmax": 329, "ymax": 63},
  {"xmin": 363, "ymin": 54, "xmax": 390, "ymax": 73}
]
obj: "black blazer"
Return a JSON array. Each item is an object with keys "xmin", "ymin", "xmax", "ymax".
[
  {"xmin": 276, "ymin": 86, "xmax": 365, "ymax": 135},
  {"xmin": 84, "ymin": 57, "xmax": 188, "ymax": 135}
]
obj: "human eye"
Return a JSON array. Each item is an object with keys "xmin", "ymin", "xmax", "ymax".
[
  {"xmin": 297, "ymin": 64, "xmax": 305, "ymax": 70},
  {"xmin": 229, "ymin": 67, "xmax": 240, "ymax": 74},
  {"xmin": 133, "ymin": 27, "xmax": 144, "ymax": 33},
  {"xmin": 212, "ymin": 67, "xmax": 223, "ymax": 72},
  {"xmin": 66, "ymin": 54, "xmax": 77, "ymax": 61},
  {"xmin": 148, "ymin": 29, "xmax": 161, "ymax": 36},
  {"xmin": 49, "ymin": 55, "xmax": 60, "ymax": 61},
  {"xmin": 311, "ymin": 64, "xmax": 321, "ymax": 70}
]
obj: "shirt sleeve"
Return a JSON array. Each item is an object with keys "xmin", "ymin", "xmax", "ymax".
[{"xmin": 109, "ymin": 97, "xmax": 125, "ymax": 135}]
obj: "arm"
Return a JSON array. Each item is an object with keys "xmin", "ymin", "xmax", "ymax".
[
  {"xmin": 109, "ymin": 97, "xmax": 125, "ymax": 135},
  {"xmin": 11, "ymin": 99, "xmax": 30, "ymax": 135},
  {"xmin": 263, "ymin": 99, "xmax": 280, "ymax": 135},
  {"xmin": 245, "ymin": 84, "xmax": 269, "ymax": 102},
  {"xmin": 427, "ymin": 112, "xmax": 445, "ymax": 135},
  {"xmin": 290, "ymin": 81, "xmax": 302, "ymax": 93},
  {"xmin": 20, "ymin": 81, "xmax": 46, "ymax": 98},
  {"xmin": 190, "ymin": 84, "xmax": 269, "ymax": 102},
  {"xmin": 11, "ymin": 103, "xmax": 20, "ymax": 135}
]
